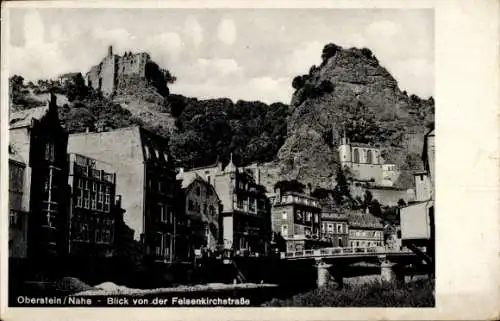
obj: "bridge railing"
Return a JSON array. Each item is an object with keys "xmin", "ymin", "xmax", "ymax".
[{"xmin": 279, "ymin": 246, "xmax": 417, "ymax": 259}]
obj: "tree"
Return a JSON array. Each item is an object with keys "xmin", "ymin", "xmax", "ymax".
[
  {"xmin": 311, "ymin": 187, "xmax": 333, "ymax": 200},
  {"xmin": 363, "ymin": 190, "xmax": 373, "ymax": 209},
  {"xmin": 65, "ymin": 73, "xmax": 88, "ymax": 102},
  {"xmin": 368, "ymin": 199, "xmax": 382, "ymax": 217},
  {"xmin": 332, "ymin": 166, "xmax": 350, "ymax": 204},
  {"xmin": 274, "ymin": 179, "xmax": 305, "ymax": 194},
  {"xmin": 321, "ymin": 43, "xmax": 341, "ymax": 63},
  {"xmin": 292, "ymin": 75, "xmax": 306, "ymax": 90}
]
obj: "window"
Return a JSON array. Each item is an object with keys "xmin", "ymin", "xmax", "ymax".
[
  {"xmin": 282, "ymin": 211, "xmax": 287, "ymax": 220},
  {"xmin": 44, "ymin": 142, "xmax": 55, "ymax": 162},
  {"xmin": 249, "ymin": 197, "xmax": 255, "ymax": 212},
  {"xmin": 196, "ymin": 186, "xmax": 201, "ymax": 196},
  {"xmin": 237, "ymin": 197, "xmax": 243, "ymax": 209},
  {"xmin": 353, "ymin": 148, "xmax": 360, "ymax": 163},
  {"xmin": 314, "ymin": 214, "xmax": 319, "ymax": 223},
  {"xmin": 83, "ymin": 191, "xmax": 90, "ymax": 209},
  {"xmin": 91, "ymin": 192, "xmax": 97, "ymax": 210},
  {"xmin": 337, "ymin": 224, "xmax": 342, "ymax": 234},
  {"xmin": 345, "ymin": 225, "xmax": 349, "ymax": 234},
  {"xmin": 327, "ymin": 224, "xmax": 334, "ymax": 233},
  {"xmin": 9, "ymin": 211, "xmax": 18, "ymax": 225},
  {"xmin": 367, "ymin": 150, "xmax": 373, "ymax": 164},
  {"xmin": 338, "ymin": 238, "xmax": 343, "ymax": 247},
  {"xmin": 104, "ymin": 186, "xmax": 111, "ymax": 212},
  {"xmin": 203, "ymin": 204, "xmax": 207, "ymax": 214},
  {"xmin": 207, "ymin": 176, "xmax": 211, "ymax": 184},
  {"xmin": 281, "ymin": 224, "xmax": 288, "ymax": 237}
]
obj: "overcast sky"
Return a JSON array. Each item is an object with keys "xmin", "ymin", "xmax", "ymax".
[{"xmin": 8, "ymin": 8, "xmax": 433, "ymax": 104}]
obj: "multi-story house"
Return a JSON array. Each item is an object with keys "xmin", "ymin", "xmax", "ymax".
[
  {"xmin": 177, "ymin": 172, "xmax": 222, "ymax": 258},
  {"xmin": 67, "ymin": 126, "xmax": 181, "ymax": 264},
  {"xmin": 8, "ymin": 145, "xmax": 28, "ymax": 258},
  {"xmin": 9, "ymin": 93, "xmax": 70, "ymax": 260},
  {"xmin": 319, "ymin": 200, "xmax": 349, "ymax": 248},
  {"xmin": 67, "ymin": 153, "xmax": 117, "ymax": 258},
  {"xmin": 347, "ymin": 210, "xmax": 384, "ymax": 247},
  {"xmin": 270, "ymin": 189, "xmax": 322, "ymax": 252},
  {"xmin": 400, "ymin": 128, "xmax": 435, "ymax": 265},
  {"xmin": 179, "ymin": 156, "xmax": 271, "ymax": 256}
]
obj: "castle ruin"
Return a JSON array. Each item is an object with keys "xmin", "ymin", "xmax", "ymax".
[{"xmin": 85, "ymin": 46, "xmax": 152, "ymax": 97}]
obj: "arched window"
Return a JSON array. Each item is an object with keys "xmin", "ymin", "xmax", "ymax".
[
  {"xmin": 367, "ymin": 150, "xmax": 373, "ymax": 164},
  {"xmin": 353, "ymin": 148, "xmax": 360, "ymax": 163}
]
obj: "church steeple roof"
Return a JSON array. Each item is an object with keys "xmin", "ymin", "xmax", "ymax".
[{"xmin": 225, "ymin": 152, "xmax": 237, "ymax": 173}]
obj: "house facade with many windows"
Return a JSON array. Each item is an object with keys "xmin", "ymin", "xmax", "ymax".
[
  {"xmin": 319, "ymin": 200, "xmax": 349, "ymax": 248},
  {"xmin": 180, "ymin": 157, "xmax": 272, "ymax": 256},
  {"xmin": 177, "ymin": 173, "xmax": 223, "ymax": 258},
  {"xmin": 67, "ymin": 126, "xmax": 180, "ymax": 264},
  {"xmin": 270, "ymin": 190, "xmax": 322, "ymax": 252},
  {"xmin": 9, "ymin": 94, "xmax": 70, "ymax": 260},
  {"xmin": 67, "ymin": 153, "xmax": 118, "ymax": 258},
  {"xmin": 8, "ymin": 145, "xmax": 29, "ymax": 258},
  {"xmin": 347, "ymin": 210, "xmax": 384, "ymax": 247}
]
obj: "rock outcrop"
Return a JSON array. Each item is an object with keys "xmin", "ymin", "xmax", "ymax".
[{"xmin": 274, "ymin": 44, "xmax": 434, "ymax": 189}]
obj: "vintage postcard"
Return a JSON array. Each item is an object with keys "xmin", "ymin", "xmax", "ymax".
[{"xmin": 1, "ymin": 0, "xmax": 498, "ymax": 320}]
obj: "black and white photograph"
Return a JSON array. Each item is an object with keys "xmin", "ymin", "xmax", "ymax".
[{"xmin": 1, "ymin": 1, "xmax": 498, "ymax": 319}]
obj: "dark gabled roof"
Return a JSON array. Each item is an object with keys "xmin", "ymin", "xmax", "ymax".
[{"xmin": 347, "ymin": 211, "xmax": 383, "ymax": 229}]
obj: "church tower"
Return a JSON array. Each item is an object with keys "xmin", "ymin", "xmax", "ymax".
[{"xmin": 337, "ymin": 128, "xmax": 352, "ymax": 169}]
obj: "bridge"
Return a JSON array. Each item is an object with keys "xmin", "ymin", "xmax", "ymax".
[{"xmin": 280, "ymin": 246, "xmax": 418, "ymax": 260}]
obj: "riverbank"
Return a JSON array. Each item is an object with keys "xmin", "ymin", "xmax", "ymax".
[
  {"xmin": 74, "ymin": 281, "xmax": 278, "ymax": 296},
  {"xmin": 263, "ymin": 278, "xmax": 435, "ymax": 307}
]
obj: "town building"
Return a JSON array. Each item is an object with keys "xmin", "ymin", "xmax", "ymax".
[
  {"xmin": 9, "ymin": 93, "xmax": 70, "ymax": 259},
  {"xmin": 400, "ymin": 129, "xmax": 435, "ymax": 252},
  {"xmin": 270, "ymin": 189, "xmax": 322, "ymax": 252},
  {"xmin": 319, "ymin": 200, "xmax": 349, "ymax": 248},
  {"xmin": 384, "ymin": 224, "xmax": 402, "ymax": 250},
  {"xmin": 179, "ymin": 156, "xmax": 272, "ymax": 256},
  {"xmin": 67, "ymin": 126, "xmax": 181, "ymax": 264},
  {"xmin": 8, "ymin": 145, "xmax": 28, "ymax": 258},
  {"xmin": 347, "ymin": 210, "xmax": 384, "ymax": 247},
  {"xmin": 177, "ymin": 173, "xmax": 223, "ymax": 258},
  {"xmin": 337, "ymin": 131, "xmax": 399, "ymax": 187},
  {"xmin": 67, "ymin": 153, "xmax": 118, "ymax": 258}
]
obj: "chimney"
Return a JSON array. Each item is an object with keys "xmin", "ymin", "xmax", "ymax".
[
  {"xmin": 85, "ymin": 127, "xmax": 90, "ymax": 133},
  {"xmin": 108, "ymin": 45, "xmax": 113, "ymax": 57},
  {"xmin": 307, "ymin": 183, "xmax": 312, "ymax": 196},
  {"xmin": 179, "ymin": 167, "xmax": 184, "ymax": 175}
]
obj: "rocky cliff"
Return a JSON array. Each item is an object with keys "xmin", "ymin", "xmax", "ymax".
[{"xmin": 273, "ymin": 44, "xmax": 434, "ymax": 189}]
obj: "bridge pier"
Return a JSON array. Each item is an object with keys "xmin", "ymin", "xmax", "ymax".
[
  {"xmin": 315, "ymin": 259, "xmax": 332, "ymax": 288},
  {"xmin": 315, "ymin": 259, "xmax": 343, "ymax": 289},
  {"xmin": 380, "ymin": 260, "xmax": 405, "ymax": 286}
]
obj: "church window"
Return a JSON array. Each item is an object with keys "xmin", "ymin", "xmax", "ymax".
[
  {"xmin": 353, "ymin": 148, "xmax": 360, "ymax": 163},
  {"xmin": 367, "ymin": 150, "xmax": 373, "ymax": 164}
]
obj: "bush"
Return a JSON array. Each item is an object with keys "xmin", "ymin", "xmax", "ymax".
[{"xmin": 263, "ymin": 279, "xmax": 434, "ymax": 307}]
